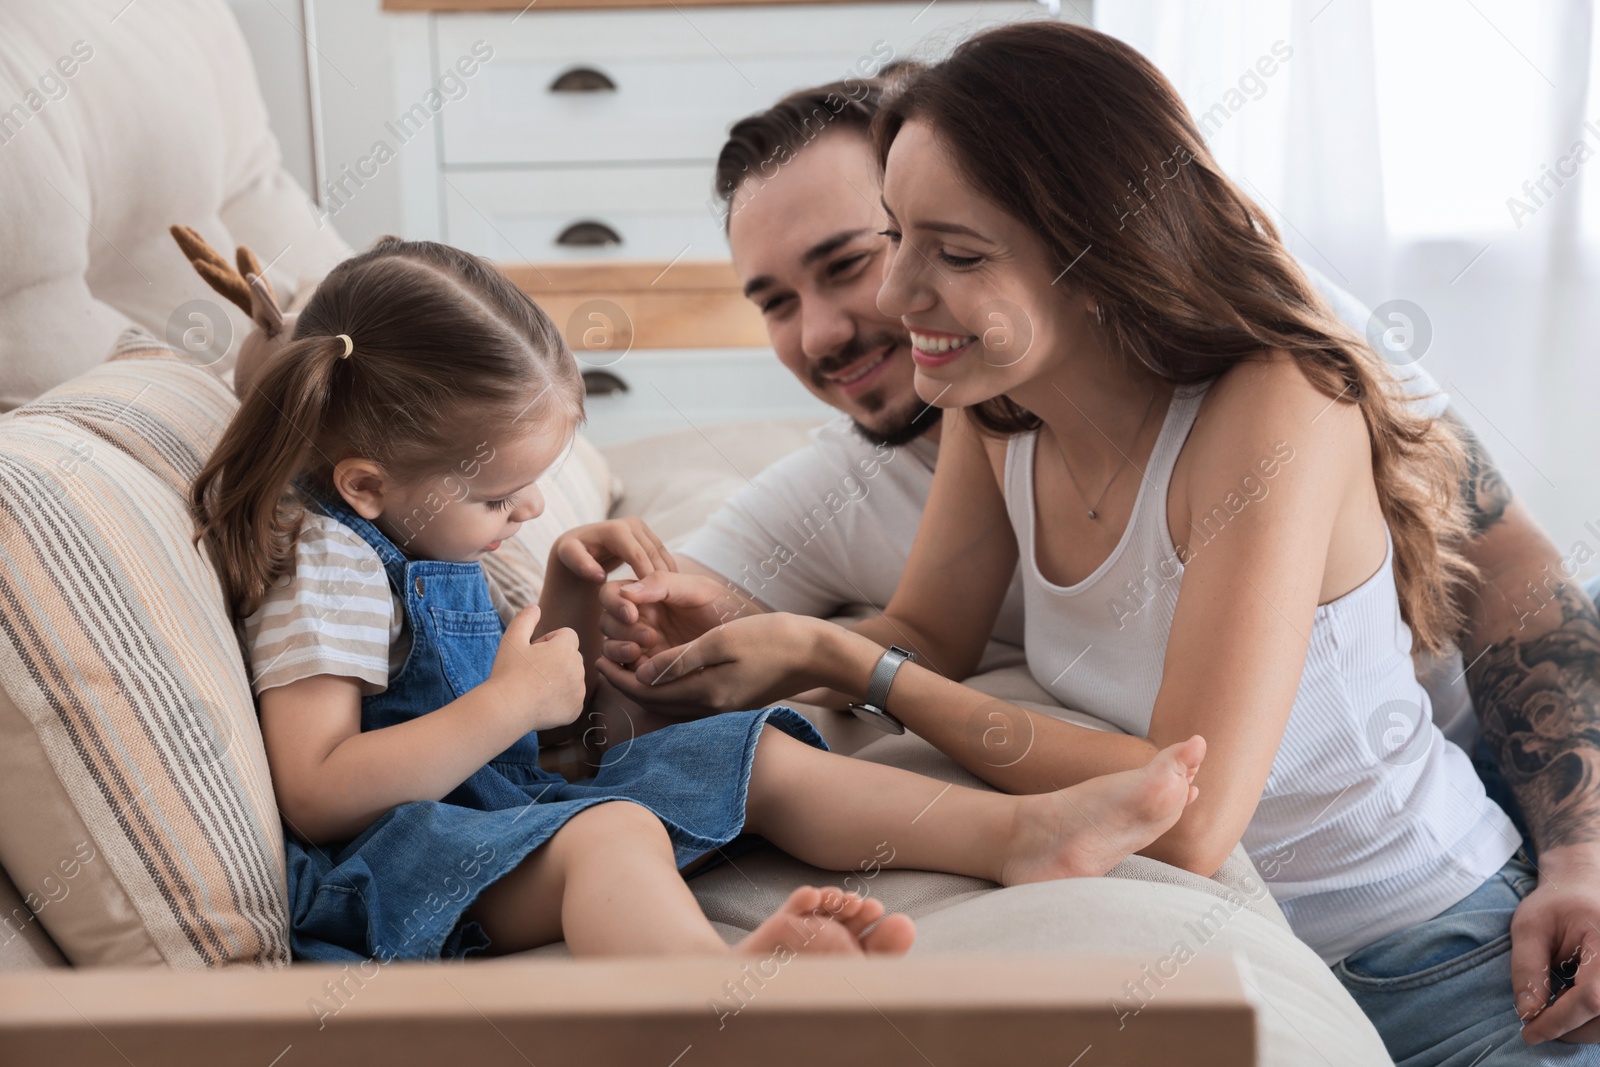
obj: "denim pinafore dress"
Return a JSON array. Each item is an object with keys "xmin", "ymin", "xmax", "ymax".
[{"xmin": 282, "ymin": 484, "xmax": 825, "ymax": 962}]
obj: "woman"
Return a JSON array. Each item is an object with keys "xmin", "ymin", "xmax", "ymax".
[{"xmin": 598, "ymin": 22, "xmax": 1573, "ymax": 1065}]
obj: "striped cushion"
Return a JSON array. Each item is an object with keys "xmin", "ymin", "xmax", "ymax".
[
  {"xmin": 0, "ymin": 329, "xmax": 614, "ymax": 968},
  {"xmin": 0, "ymin": 332, "xmax": 287, "ymax": 967}
]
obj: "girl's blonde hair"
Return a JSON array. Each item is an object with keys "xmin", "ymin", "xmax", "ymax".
[
  {"xmin": 191, "ymin": 237, "xmax": 582, "ymax": 618},
  {"xmin": 874, "ymin": 22, "xmax": 1475, "ymax": 653}
]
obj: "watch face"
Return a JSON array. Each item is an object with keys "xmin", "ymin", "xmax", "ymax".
[{"xmin": 849, "ymin": 703, "xmax": 906, "ymax": 735}]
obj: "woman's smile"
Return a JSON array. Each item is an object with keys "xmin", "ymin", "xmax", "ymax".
[{"xmin": 909, "ymin": 328, "xmax": 978, "ymax": 366}]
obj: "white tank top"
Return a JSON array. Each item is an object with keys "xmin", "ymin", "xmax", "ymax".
[{"xmin": 1003, "ymin": 383, "xmax": 1519, "ymax": 964}]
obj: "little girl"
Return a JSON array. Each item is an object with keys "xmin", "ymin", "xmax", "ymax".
[{"xmin": 191, "ymin": 237, "xmax": 1208, "ymax": 962}]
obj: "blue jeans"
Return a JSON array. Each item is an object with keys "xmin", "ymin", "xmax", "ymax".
[{"xmin": 1333, "ymin": 853, "xmax": 1599, "ymax": 1065}]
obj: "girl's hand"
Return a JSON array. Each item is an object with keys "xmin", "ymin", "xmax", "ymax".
[
  {"xmin": 598, "ymin": 571, "xmax": 745, "ymax": 665},
  {"xmin": 552, "ymin": 517, "xmax": 675, "ymax": 585},
  {"xmin": 595, "ymin": 613, "xmax": 869, "ymax": 712},
  {"xmin": 486, "ymin": 606, "xmax": 586, "ymax": 731}
]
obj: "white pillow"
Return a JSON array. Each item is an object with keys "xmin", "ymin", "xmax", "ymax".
[{"xmin": 0, "ymin": 0, "xmax": 351, "ymax": 411}]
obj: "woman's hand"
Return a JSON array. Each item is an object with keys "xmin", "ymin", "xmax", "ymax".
[
  {"xmin": 551, "ymin": 517, "xmax": 675, "ymax": 585},
  {"xmin": 594, "ymin": 612, "xmax": 879, "ymax": 711},
  {"xmin": 598, "ymin": 570, "xmax": 748, "ymax": 665}
]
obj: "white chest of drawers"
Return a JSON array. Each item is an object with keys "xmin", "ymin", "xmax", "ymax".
[
  {"xmin": 431, "ymin": 3, "xmax": 1063, "ymax": 264},
  {"xmin": 299, "ymin": 0, "xmax": 1077, "ymax": 442}
]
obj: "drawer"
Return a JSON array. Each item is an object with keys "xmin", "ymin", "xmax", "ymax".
[
  {"xmin": 448, "ymin": 53, "xmax": 879, "ymax": 165},
  {"xmin": 443, "ymin": 166, "xmax": 725, "ymax": 261},
  {"xmin": 578, "ymin": 349, "xmax": 833, "ymax": 447},
  {"xmin": 435, "ymin": 3, "xmax": 1055, "ymax": 166},
  {"xmin": 435, "ymin": 3, "xmax": 1044, "ymax": 62}
]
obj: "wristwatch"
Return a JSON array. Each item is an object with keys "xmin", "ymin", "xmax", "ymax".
[{"xmin": 847, "ymin": 645, "xmax": 916, "ymax": 734}]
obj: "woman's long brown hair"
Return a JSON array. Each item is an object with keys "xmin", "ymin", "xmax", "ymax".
[
  {"xmin": 190, "ymin": 237, "xmax": 582, "ymax": 619},
  {"xmin": 873, "ymin": 21, "xmax": 1474, "ymax": 653}
]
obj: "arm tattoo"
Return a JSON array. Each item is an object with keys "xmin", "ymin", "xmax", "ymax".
[
  {"xmin": 1450, "ymin": 415, "xmax": 1513, "ymax": 535},
  {"xmin": 1468, "ymin": 570, "xmax": 1600, "ymax": 851},
  {"xmin": 1444, "ymin": 414, "xmax": 1600, "ymax": 849}
]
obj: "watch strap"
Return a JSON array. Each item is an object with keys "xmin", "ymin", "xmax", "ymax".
[{"xmin": 866, "ymin": 645, "xmax": 915, "ymax": 710}]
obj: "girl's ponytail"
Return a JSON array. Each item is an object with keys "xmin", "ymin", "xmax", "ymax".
[
  {"xmin": 192, "ymin": 237, "xmax": 580, "ymax": 621},
  {"xmin": 191, "ymin": 335, "xmax": 350, "ymax": 618}
]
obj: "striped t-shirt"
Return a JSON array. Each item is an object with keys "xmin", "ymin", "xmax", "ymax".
[{"xmin": 241, "ymin": 511, "xmax": 515, "ymax": 696}]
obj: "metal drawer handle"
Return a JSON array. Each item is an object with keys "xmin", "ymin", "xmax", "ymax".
[
  {"xmin": 582, "ymin": 370, "xmax": 629, "ymax": 396},
  {"xmin": 556, "ymin": 220, "xmax": 623, "ymax": 247},
  {"xmin": 549, "ymin": 66, "xmax": 616, "ymax": 93}
]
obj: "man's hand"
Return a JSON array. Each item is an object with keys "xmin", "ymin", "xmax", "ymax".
[
  {"xmin": 1514, "ymin": 843, "xmax": 1600, "ymax": 1043},
  {"xmin": 537, "ymin": 518, "xmax": 674, "ymax": 694},
  {"xmin": 598, "ymin": 570, "xmax": 753, "ymax": 666}
]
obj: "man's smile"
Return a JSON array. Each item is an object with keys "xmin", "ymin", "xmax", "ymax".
[{"xmin": 822, "ymin": 341, "xmax": 899, "ymax": 396}]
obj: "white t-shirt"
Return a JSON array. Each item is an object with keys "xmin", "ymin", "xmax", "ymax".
[
  {"xmin": 681, "ymin": 427, "xmax": 1028, "ymax": 646},
  {"xmin": 679, "ymin": 266, "xmax": 1477, "ymax": 743},
  {"xmin": 240, "ymin": 511, "xmax": 516, "ymax": 697}
]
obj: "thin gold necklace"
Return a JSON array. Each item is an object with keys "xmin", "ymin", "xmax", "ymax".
[{"xmin": 1049, "ymin": 390, "xmax": 1159, "ymax": 520}]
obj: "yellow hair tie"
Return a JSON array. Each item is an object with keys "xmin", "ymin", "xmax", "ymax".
[{"xmin": 337, "ymin": 334, "xmax": 354, "ymax": 359}]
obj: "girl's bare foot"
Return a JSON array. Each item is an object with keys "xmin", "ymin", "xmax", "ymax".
[
  {"xmin": 834, "ymin": 890, "xmax": 917, "ymax": 954},
  {"xmin": 1000, "ymin": 735, "xmax": 1206, "ymax": 886},
  {"xmin": 735, "ymin": 887, "xmax": 915, "ymax": 958}
]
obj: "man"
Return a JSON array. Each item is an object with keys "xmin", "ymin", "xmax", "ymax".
[{"xmin": 600, "ymin": 74, "xmax": 1600, "ymax": 1043}]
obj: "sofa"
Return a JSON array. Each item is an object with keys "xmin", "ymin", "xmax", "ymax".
[{"xmin": 0, "ymin": 1, "xmax": 1393, "ymax": 1063}]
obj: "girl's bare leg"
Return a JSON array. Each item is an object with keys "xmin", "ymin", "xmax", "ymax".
[
  {"xmin": 464, "ymin": 800, "xmax": 911, "ymax": 957},
  {"xmin": 742, "ymin": 728, "xmax": 1206, "ymax": 886},
  {"xmin": 466, "ymin": 801, "xmax": 723, "ymax": 955}
]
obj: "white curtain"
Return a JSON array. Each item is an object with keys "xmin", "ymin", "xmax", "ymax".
[{"xmin": 1097, "ymin": 0, "xmax": 1600, "ymax": 563}]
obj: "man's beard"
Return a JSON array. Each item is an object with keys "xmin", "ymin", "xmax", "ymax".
[
  {"xmin": 850, "ymin": 395, "xmax": 942, "ymax": 447},
  {"xmin": 812, "ymin": 333, "xmax": 943, "ymax": 448}
]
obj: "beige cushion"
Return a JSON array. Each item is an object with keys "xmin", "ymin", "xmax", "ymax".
[
  {"xmin": 0, "ymin": 0, "xmax": 352, "ymax": 411},
  {"xmin": 525, "ymin": 873, "xmax": 1388, "ymax": 1065},
  {"xmin": 0, "ymin": 865, "xmax": 68, "ymax": 971},
  {"xmin": 912, "ymin": 881, "xmax": 1392, "ymax": 1067}
]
